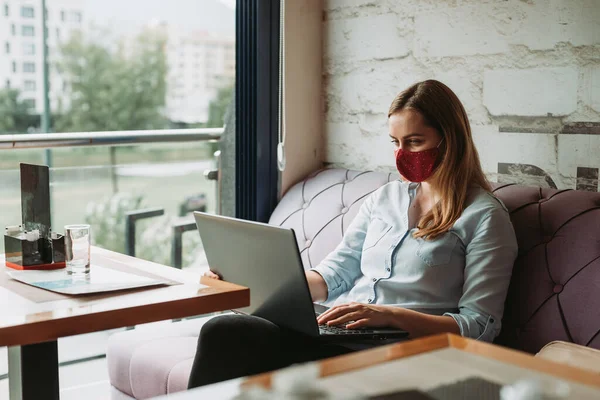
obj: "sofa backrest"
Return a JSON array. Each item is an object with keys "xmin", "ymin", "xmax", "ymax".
[
  {"xmin": 491, "ymin": 183, "xmax": 600, "ymax": 354},
  {"xmin": 269, "ymin": 168, "xmax": 600, "ymax": 353},
  {"xmin": 269, "ymin": 169, "xmax": 396, "ymax": 269}
]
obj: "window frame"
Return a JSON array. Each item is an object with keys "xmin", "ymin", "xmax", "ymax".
[
  {"xmin": 23, "ymin": 80, "xmax": 36, "ymax": 91},
  {"xmin": 23, "ymin": 43, "xmax": 35, "ymax": 55},
  {"xmin": 235, "ymin": 0, "xmax": 280, "ymax": 223},
  {"xmin": 21, "ymin": 6, "xmax": 34, "ymax": 18},
  {"xmin": 23, "ymin": 62, "xmax": 36, "ymax": 73},
  {"xmin": 21, "ymin": 25, "xmax": 35, "ymax": 37}
]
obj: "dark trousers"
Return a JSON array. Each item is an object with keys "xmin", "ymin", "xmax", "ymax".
[{"xmin": 187, "ymin": 314, "xmax": 356, "ymax": 388}]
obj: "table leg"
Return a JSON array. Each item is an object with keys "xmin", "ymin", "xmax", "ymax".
[{"xmin": 8, "ymin": 341, "xmax": 59, "ymax": 400}]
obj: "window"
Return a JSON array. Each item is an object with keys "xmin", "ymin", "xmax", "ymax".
[
  {"xmin": 23, "ymin": 62, "xmax": 36, "ymax": 73},
  {"xmin": 23, "ymin": 99, "xmax": 36, "ymax": 110},
  {"xmin": 21, "ymin": 6, "xmax": 34, "ymax": 18},
  {"xmin": 60, "ymin": 10, "xmax": 65, "ymax": 21},
  {"xmin": 24, "ymin": 80, "xmax": 36, "ymax": 91},
  {"xmin": 23, "ymin": 43, "xmax": 35, "ymax": 55},
  {"xmin": 70, "ymin": 11, "xmax": 82, "ymax": 23},
  {"xmin": 22, "ymin": 25, "xmax": 35, "ymax": 36},
  {"xmin": 11, "ymin": 24, "xmax": 16, "ymax": 35},
  {"xmin": 5, "ymin": 79, "xmax": 10, "ymax": 88},
  {"xmin": 4, "ymin": 42, "xmax": 9, "ymax": 54},
  {"xmin": 12, "ymin": 61, "xmax": 16, "ymax": 72},
  {"xmin": 56, "ymin": 28, "xmax": 60, "ymax": 39},
  {"xmin": 3, "ymin": 3, "xmax": 8, "ymax": 17}
]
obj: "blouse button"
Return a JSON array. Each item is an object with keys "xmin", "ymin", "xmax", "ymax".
[
  {"xmin": 367, "ymin": 298, "xmax": 373, "ymax": 303},
  {"xmin": 386, "ymin": 268, "xmax": 391, "ymax": 272},
  {"xmin": 372, "ymin": 278, "xmax": 377, "ymax": 282}
]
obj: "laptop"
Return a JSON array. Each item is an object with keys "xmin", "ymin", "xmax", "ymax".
[{"xmin": 194, "ymin": 212, "xmax": 408, "ymax": 340}]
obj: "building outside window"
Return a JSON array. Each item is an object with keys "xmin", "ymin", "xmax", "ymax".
[
  {"xmin": 21, "ymin": 6, "xmax": 34, "ymax": 18},
  {"xmin": 23, "ymin": 62, "xmax": 36, "ymax": 73},
  {"xmin": 22, "ymin": 25, "xmax": 35, "ymax": 36},
  {"xmin": 23, "ymin": 80, "xmax": 36, "ymax": 91},
  {"xmin": 23, "ymin": 43, "xmax": 35, "ymax": 55}
]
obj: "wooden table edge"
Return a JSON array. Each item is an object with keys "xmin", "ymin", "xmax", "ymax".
[
  {"xmin": 0, "ymin": 278, "xmax": 249, "ymax": 347},
  {"xmin": 243, "ymin": 333, "xmax": 600, "ymax": 390}
]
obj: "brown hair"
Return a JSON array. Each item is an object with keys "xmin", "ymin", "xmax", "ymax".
[{"xmin": 388, "ymin": 79, "xmax": 490, "ymax": 240}]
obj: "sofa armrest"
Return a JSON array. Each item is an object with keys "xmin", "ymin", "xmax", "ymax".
[{"xmin": 536, "ymin": 341, "xmax": 600, "ymax": 373}]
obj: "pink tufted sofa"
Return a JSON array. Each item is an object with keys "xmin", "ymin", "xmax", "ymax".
[{"xmin": 107, "ymin": 168, "xmax": 600, "ymax": 399}]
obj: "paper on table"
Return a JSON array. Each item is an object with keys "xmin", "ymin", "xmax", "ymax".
[{"xmin": 6, "ymin": 265, "xmax": 168, "ymax": 295}]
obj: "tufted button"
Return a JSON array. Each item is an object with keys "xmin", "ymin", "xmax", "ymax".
[
  {"xmin": 553, "ymin": 284, "xmax": 563, "ymax": 294},
  {"xmin": 302, "ymin": 203, "xmax": 309, "ymax": 209},
  {"xmin": 305, "ymin": 240, "xmax": 312, "ymax": 247},
  {"xmin": 341, "ymin": 207, "xmax": 348, "ymax": 214}
]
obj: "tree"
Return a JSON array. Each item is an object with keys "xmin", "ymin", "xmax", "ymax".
[
  {"xmin": 0, "ymin": 88, "xmax": 38, "ymax": 133},
  {"xmin": 54, "ymin": 29, "xmax": 168, "ymax": 132},
  {"xmin": 205, "ymin": 83, "xmax": 234, "ymax": 128}
]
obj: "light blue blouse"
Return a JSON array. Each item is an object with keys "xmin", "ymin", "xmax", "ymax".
[{"xmin": 312, "ymin": 181, "xmax": 518, "ymax": 342}]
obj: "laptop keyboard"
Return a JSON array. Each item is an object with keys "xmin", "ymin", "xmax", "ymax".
[{"xmin": 319, "ymin": 324, "xmax": 367, "ymax": 335}]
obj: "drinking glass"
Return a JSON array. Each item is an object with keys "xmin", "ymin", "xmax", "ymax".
[{"xmin": 65, "ymin": 224, "xmax": 91, "ymax": 275}]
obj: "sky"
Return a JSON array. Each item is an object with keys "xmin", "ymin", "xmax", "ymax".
[{"xmin": 77, "ymin": 0, "xmax": 235, "ymax": 37}]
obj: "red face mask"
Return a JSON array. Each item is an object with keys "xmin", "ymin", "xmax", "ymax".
[{"xmin": 395, "ymin": 140, "xmax": 443, "ymax": 183}]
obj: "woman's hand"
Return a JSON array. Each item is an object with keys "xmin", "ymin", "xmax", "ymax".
[
  {"xmin": 202, "ymin": 270, "xmax": 222, "ymax": 280},
  {"xmin": 317, "ymin": 302, "xmax": 394, "ymax": 329}
]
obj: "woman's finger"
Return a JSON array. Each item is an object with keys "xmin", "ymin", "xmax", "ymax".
[
  {"xmin": 326, "ymin": 311, "xmax": 364, "ymax": 326},
  {"xmin": 317, "ymin": 305, "xmax": 351, "ymax": 324},
  {"xmin": 203, "ymin": 270, "xmax": 222, "ymax": 280},
  {"xmin": 346, "ymin": 318, "xmax": 370, "ymax": 329}
]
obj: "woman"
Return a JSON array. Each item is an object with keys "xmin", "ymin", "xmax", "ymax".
[{"xmin": 188, "ymin": 80, "xmax": 518, "ymax": 388}]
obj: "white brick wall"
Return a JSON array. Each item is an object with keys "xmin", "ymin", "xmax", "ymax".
[
  {"xmin": 323, "ymin": 0, "xmax": 600, "ymax": 190},
  {"xmin": 483, "ymin": 67, "xmax": 579, "ymax": 117},
  {"xmin": 583, "ymin": 66, "xmax": 600, "ymax": 113},
  {"xmin": 325, "ymin": 14, "xmax": 409, "ymax": 64},
  {"xmin": 414, "ymin": 5, "xmax": 510, "ymax": 58}
]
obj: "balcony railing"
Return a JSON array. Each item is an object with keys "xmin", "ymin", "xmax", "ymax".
[
  {"xmin": 0, "ymin": 128, "xmax": 223, "ymax": 149},
  {"xmin": 0, "ymin": 128, "xmax": 222, "ymax": 271},
  {"xmin": 0, "ymin": 128, "xmax": 224, "ymax": 384}
]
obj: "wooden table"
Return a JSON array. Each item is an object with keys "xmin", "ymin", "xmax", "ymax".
[
  {"xmin": 160, "ymin": 334, "xmax": 600, "ymax": 399},
  {"xmin": 0, "ymin": 246, "xmax": 249, "ymax": 400}
]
